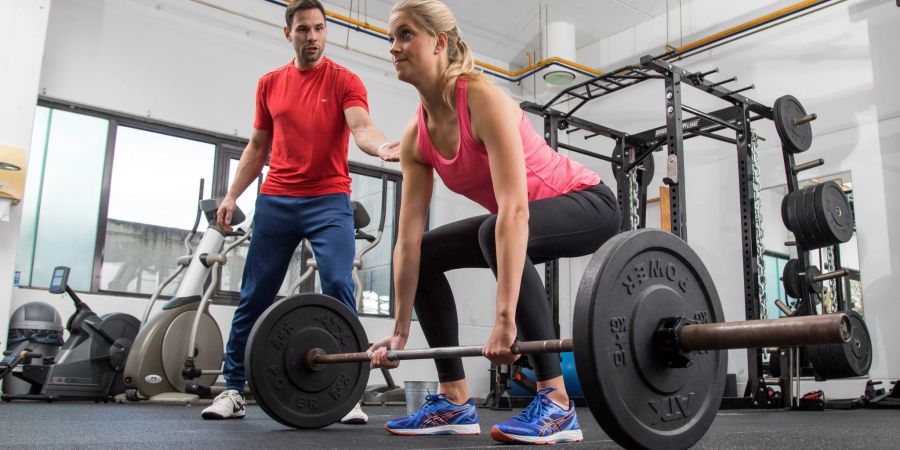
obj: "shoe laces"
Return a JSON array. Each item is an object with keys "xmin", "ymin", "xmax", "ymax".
[
  {"xmin": 217, "ymin": 390, "xmax": 242, "ymax": 404},
  {"xmin": 515, "ymin": 388, "xmax": 555, "ymax": 422},
  {"xmin": 421, "ymin": 393, "xmax": 446, "ymax": 411}
]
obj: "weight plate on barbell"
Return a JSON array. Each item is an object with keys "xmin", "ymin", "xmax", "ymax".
[
  {"xmin": 815, "ymin": 181, "xmax": 854, "ymax": 245},
  {"xmin": 774, "ymin": 95, "xmax": 813, "ymax": 154},
  {"xmin": 574, "ymin": 229, "xmax": 726, "ymax": 450},
  {"xmin": 246, "ymin": 293, "xmax": 370, "ymax": 429},
  {"xmin": 807, "ymin": 311, "xmax": 871, "ymax": 379}
]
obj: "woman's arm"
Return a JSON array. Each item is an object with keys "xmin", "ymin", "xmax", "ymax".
[
  {"xmin": 369, "ymin": 116, "xmax": 432, "ymax": 368},
  {"xmin": 469, "ymin": 81, "xmax": 530, "ymax": 364},
  {"xmin": 391, "ymin": 117, "xmax": 433, "ymax": 337}
]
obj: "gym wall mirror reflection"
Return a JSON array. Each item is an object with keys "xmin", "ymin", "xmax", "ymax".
[{"xmin": 759, "ymin": 171, "xmax": 861, "ymax": 320}]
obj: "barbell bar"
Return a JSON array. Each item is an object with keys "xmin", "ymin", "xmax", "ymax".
[{"xmin": 308, "ymin": 313, "xmax": 849, "ymax": 366}]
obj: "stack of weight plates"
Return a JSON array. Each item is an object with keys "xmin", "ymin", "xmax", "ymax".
[{"xmin": 780, "ymin": 181, "xmax": 854, "ymax": 250}]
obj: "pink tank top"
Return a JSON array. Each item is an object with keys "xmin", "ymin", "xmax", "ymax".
[{"xmin": 416, "ymin": 78, "xmax": 601, "ymax": 214}]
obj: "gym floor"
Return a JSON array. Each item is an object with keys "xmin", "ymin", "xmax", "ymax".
[{"xmin": 0, "ymin": 402, "xmax": 898, "ymax": 449}]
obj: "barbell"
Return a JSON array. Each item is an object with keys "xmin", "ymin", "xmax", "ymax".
[{"xmin": 245, "ymin": 228, "xmax": 853, "ymax": 450}]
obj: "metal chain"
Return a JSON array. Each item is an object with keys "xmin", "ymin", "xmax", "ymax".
[
  {"xmin": 751, "ymin": 130, "xmax": 767, "ymax": 320},
  {"xmin": 825, "ymin": 246, "xmax": 836, "ymax": 313},
  {"xmin": 628, "ymin": 168, "xmax": 639, "ymax": 230}
]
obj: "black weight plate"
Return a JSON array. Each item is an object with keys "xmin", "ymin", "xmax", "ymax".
[
  {"xmin": 794, "ymin": 187, "xmax": 821, "ymax": 249},
  {"xmin": 815, "ymin": 181, "xmax": 854, "ymax": 244},
  {"xmin": 791, "ymin": 189, "xmax": 810, "ymax": 248},
  {"xmin": 774, "ymin": 95, "xmax": 813, "ymax": 154},
  {"xmin": 808, "ymin": 311, "xmax": 872, "ymax": 379},
  {"xmin": 801, "ymin": 186, "xmax": 827, "ymax": 249},
  {"xmin": 780, "ymin": 191, "xmax": 795, "ymax": 233},
  {"xmin": 247, "ymin": 293, "xmax": 369, "ymax": 429},
  {"xmin": 793, "ymin": 187, "xmax": 814, "ymax": 248},
  {"xmin": 782, "ymin": 259, "xmax": 803, "ymax": 299},
  {"xmin": 785, "ymin": 190, "xmax": 810, "ymax": 248},
  {"xmin": 574, "ymin": 229, "xmax": 726, "ymax": 450},
  {"xmin": 807, "ymin": 183, "xmax": 833, "ymax": 247},
  {"xmin": 805, "ymin": 265, "xmax": 823, "ymax": 295}
]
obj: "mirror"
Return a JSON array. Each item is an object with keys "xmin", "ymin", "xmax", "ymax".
[{"xmin": 759, "ymin": 170, "xmax": 862, "ymax": 320}]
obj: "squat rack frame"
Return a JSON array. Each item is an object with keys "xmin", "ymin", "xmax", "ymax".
[{"xmin": 523, "ymin": 54, "xmax": 793, "ymax": 407}]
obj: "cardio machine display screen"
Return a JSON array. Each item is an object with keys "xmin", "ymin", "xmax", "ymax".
[{"xmin": 49, "ymin": 267, "xmax": 69, "ymax": 294}]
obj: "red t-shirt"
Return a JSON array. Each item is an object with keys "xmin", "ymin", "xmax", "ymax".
[{"xmin": 254, "ymin": 57, "xmax": 368, "ymax": 196}]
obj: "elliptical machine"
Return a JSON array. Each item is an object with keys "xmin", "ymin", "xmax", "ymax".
[
  {"xmin": 122, "ymin": 185, "xmax": 249, "ymax": 402},
  {"xmin": 285, "ymin": 176, "xmax": 404, "ymax": 404},
  {"xmin": 285, "ymin": 175, "xmax": 389, "ymax": 307},
  {"xmin": 1, "ymin": 266, "xmax": 140, "ymax": 401},
  {"xmin": 181, "ymin": 176, "xmax": 393, "ymax": 397}
]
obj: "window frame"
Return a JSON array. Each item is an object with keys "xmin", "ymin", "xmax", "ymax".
[
  {"xmin": 31, "ymin": 97, "xmax": 403, "ymax": 312},
  {"xmin": 348, "ymin": 163, "xmax": 403, "ymax": 318}
]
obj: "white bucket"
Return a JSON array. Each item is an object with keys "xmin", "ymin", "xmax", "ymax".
[{"xmin": 404, "ymin": 380, "xmax": 439, "ymax": 414}]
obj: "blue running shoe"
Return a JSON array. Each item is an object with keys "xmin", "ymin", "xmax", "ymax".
[
  {"xmin": 491, "ymin": 387, "xmax": 583, "ymax": 444},
  {"xmin": 385, "ymin": 393, "xmax": 480, "ymax": 435}
]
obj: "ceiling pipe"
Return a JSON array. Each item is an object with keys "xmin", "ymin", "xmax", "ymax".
[
  {"xmin": 247, "ymin": 0, "xmax": 834, "ymax": 83},
  {"xmin": 673, "ymin": 0, "xmax": 832, "ymax": 54}
]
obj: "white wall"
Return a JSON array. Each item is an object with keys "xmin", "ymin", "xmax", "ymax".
[
  {"xmin": 568, "ymin": 0, "xmax": 900, "ymax": 394},
  {"xmin": 0, "ymin": 0, "xmax": 52, "ymax": 357}
]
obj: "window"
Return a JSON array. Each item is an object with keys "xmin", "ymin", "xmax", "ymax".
[
  {"xmin": 17, "ymin": 99, "xmax": 401, "ymax": 315},
  {"xmin": 17, "ymin": 107, "xmax": 107, "ymax": 291},
  {"xmin": 351, "ymin": 171, "xmax": 398, "ymax": 317},
  {"xmin": 100, "ymin": 126, "xmax": 215, "ymax": 295},
  {"xmin": 216, "ymin": 149, "xmax": 269, "ymax": 298},
  {"xmin": 219, "ymin": 158, "xmax": 400, "ymax": 317},
  {"xmin": 763, "ymin": 252, "xmax": 789, "ymax": 319}
]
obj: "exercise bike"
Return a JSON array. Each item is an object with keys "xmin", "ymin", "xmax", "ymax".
[
  {"xmin": 122, "ymin": 184, "xmax": 249, "ymax": 403},
  {"xmin": 1, "ymin": 266, "xmax": 140, "ymax": 402}
]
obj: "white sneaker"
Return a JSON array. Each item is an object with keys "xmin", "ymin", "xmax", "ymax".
[
  {"xmin": 340, "ymin": 401, "xmax": 368, "ymax": 425},
  {"xmin": 201, "ymin": 389, "xmax": 246, "ymax": 420}
]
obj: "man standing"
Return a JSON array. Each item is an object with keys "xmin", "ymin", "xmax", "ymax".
[{"xmin": 201, "ymin": 0, "xmax": 398, "ymax": 423}]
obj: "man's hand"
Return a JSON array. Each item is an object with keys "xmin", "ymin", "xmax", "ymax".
[
  {"xmin": 216, "ymin": 196, "xmax": 238, "ymax": 233},
  {"xmin": 378, "ymin": 141, "xmax": 401, "ymax": 162}
]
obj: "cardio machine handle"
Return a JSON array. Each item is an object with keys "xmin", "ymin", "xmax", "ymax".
[
  {"xmin": 184, "ymin": 179, "xmax": 205, "ymax": 254},
  {"xmin": 358, "ymin": 176, "xmax": 390, "ymax": 259}
]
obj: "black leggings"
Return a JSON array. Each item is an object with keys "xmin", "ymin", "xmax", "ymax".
[{"xmin": 413, "ymin": 183, "xmax": 621, "ymax": 382}]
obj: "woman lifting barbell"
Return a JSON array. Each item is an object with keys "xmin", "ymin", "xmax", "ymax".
[{"xmin": 366, "ymin": 0, "xmax": 621, "ymax": 444}]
